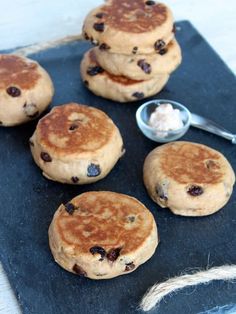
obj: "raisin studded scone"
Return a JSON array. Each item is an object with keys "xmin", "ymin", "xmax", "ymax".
[
  {"xmin": 49, "ymin": 191, "xmax": 158, "ymax": 279},
  {"xmin": 83, "ymin": 0, "xmax": 174, "ymax": 55},
  {"xmin": 30, "ymin": 103, "xmax": 124, "ymax": 184},
  {"xmin": 0, "ymin": 54, "xmax": 54, "ymax": 126},
  {"xmin": 80, "ymin": 50, "xmax": 169, "ymax": 102},
  {"xmin": 94, "ymin": 39, "xmax": 182, "ymax": 80},
  {"xmin": 143, "ymin": 142, "xmax": 235, "ymax": 217}
]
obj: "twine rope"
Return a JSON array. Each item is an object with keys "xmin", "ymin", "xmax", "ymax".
[
  {"xmin": 140, "ymin": 265, "xmax": 236, "ymax": 312},
  {"xmin": 12, "ymin": 34, "xmax": 83, "ymax": 57}
]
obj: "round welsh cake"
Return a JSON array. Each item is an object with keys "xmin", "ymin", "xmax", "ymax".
[
  {"xmin": 143, "ymin": 142, "xmax": 235, "ymax": 216},
  {"xmin": 30, "ymin": 103, "xmax": 124, "ymax": 184},
  {"xmin": 0, "ymin": 54, "xmax": 54, "ymax": 126},
  {"xmin": 94, "ymin": 39, "xmax": 182, "ymax": 80},
  {"xmin": 81, "ymin": 49, "xmax": 169, "ymax": 102},
  {"xmin": 49, "ymin": 191, "xmax": 158, "ymax": 279},
  {"xmin": 83, "ymin": 0, "xmax": 174, "ymax": 54}
]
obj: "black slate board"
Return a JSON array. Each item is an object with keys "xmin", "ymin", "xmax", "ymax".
[{"xmin": 0, "ymin": 21, "xmax": 236, "ymax": 314}]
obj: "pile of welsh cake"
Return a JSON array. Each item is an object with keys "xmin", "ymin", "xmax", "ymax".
[{"xmin": 81, "ymin": 0, "xmax": 181, "ymax": 103}]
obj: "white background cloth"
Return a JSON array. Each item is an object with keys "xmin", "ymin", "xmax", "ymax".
[
  {"xmin": 0, "ymin": 1, "xmax": 235, "ymax": 313},
  {"xmin": 0, "ymin": 0, "xmax": 235, "ymax": 73}
]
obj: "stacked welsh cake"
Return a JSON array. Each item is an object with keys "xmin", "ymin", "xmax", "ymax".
[{"xmin": 81, "ymin": 0, "xmax": 182, "ymax": 102}]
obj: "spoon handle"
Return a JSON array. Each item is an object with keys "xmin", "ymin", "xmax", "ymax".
[{"xmin": 190, "ymin": 113, "xmax": 236, "ymax": 144}]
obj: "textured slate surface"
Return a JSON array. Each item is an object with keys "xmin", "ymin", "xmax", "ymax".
[{"xmin": 0, "ymin": 21, "xmax": 236, "ymax": 314}]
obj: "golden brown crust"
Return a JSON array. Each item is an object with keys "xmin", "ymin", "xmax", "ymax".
[
  {"xmin": 106, "ymin": 72, "xmax": 143, "ymax": 85},
  {"xmin": 159, "ymin": 142, "xmax": 223, "ymax": 184},
  {"xmin": 36, "ymin": 103, "xmax": 115, "ymax": 155},
  {"xmin": 0, "ymin": 54, "xmax": 40, "ymax": 89},
  {"xmin": 143, "ymin": 141, "xmax": 235, "ymax": 217},
  {"xmin": 49, "ymin": 192, "xmax": 158, "ymax": 279},
  {"xmin": 55, "ymin": 191, "xmax": 155, "ymax": 255},
  {"xmin": 83, "ymin": 1, "xmax": 174, "ymax": 54},
  {"xmin": 99, "ymin": 0, "xmax": 168, "ymax": 33}
]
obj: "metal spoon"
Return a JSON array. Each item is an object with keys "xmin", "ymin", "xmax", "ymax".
[{"xmin": 190, "ymin": 113, "xmax": 236, "ymax": 144}]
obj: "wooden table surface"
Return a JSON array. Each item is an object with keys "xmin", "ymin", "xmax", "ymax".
[{"xmin": 0, "ymin": 1, "xmax": 235, "ymax": 313}]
